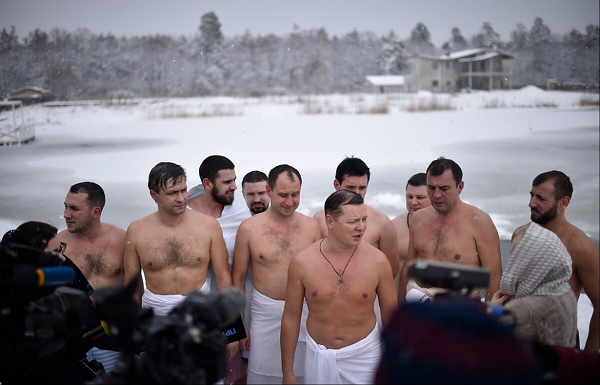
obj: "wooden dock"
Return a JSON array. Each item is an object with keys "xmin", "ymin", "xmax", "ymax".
[{"xmin": 0, "ymin": 101, "xmax": 35, "ymax": 146}]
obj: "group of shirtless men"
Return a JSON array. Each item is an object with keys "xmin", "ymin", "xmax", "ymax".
[{"xmin": 48, "ymin": 155, "xmax": 599, "ymax": 384}]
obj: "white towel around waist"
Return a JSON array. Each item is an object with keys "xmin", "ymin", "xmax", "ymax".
[
  {"xmin": 247, "ymin": 288, "xmax": 308, "ymax": 377},
  {"xmin": 141, "ymin": 278, "xmax": 210, "ymax": 316},
  {"xmin": 304, "ymin": 325, "xmax": 381, "ymax": 384}
]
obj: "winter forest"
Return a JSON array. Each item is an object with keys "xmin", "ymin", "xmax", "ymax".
[{"xmin": 0, "ymin": 12, "xmax": 598, "ymax": 99}]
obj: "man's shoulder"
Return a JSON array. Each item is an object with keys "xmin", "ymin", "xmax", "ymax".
[
  {"xmin": 313, "ymin": 208, "xmax": 325, "ymax": 220},
  {"xmin": 391, "ymin": 212, "xmax": 408, "ymax": 229},
  {"xmin": 103, "ymin": 223, "xmax": 126, "ymax": 236},
  {"xmin": 563, "ymin": 222, "xmax": 599, "ymax": 257},
  {"xmin": 365, "ymin": 204, "xmax": 393, "ymax": 227}
]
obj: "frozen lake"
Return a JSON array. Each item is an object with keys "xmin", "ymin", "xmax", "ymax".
[{"xmin": 1, "ymin": 90, "xmax": 599, "ymax": 252}]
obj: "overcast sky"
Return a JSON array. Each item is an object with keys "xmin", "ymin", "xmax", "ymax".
[{"xmin": 1, "ymin": 0, "xmax": 598, "ymax": 46}]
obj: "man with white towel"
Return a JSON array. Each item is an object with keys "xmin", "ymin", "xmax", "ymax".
[{"xmin": 281, "ymin": 190, "xmax": 397, "ymax": 384}]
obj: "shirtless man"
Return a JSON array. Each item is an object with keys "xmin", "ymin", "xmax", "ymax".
[
  {"xmin": 53, "ymin": 182, "xmax": 126, "ymax": 372},
  {"xmin": 515, "ymin": 170, "xmax": 598, "ymax": 351},
  {"xmin": 123, "ymin": 162, "xmax": 237, "ymax": 356},
  {"xmin": 242, "ymin": 170, "xmax": 270, "ymax": 215},
  {"xmin": 282, "ymin": 190, "xmax": 397, "ymax": 384},
  {"xmin": 186, "ymin": 155, "xmax": 251, "ymax": 383},
  {"xmin": 406, "ymin": 157, "xmax": 502, "ymax": 301},
  {"xmin": 313, "ymin": 157, "xmax": 399, "ymax": 277},
  {"xmin": 391, "ymin": 173, "xmax": 431, "ymax": 301},
  {"xmin": 232, "ymin": 164, "xmax": 321, "ymax": 384}
]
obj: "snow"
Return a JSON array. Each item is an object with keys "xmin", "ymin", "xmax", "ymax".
[{"xmin": 1, "ymin": 88, "xmax": 598, "ymax": 243}]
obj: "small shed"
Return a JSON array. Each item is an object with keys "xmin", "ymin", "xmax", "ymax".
[
  {"xmin": 9, "ymin": 86, "xmax": 54, "ymax": 104},
  {"xmin": 365, "ymin": 76, "xmax": 405, "ymax": 93}
]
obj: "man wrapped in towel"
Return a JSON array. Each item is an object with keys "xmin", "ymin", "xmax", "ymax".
[
  {"xmin": 232, "ymin": 165, "xmax": 323, "ymax": 384},
  {"xmin": 281, "ymin": 190, "xmax": 397, "ymax": 384},
  {"xmin": 491, "ymin": 222, "xmax": 578, "ymax": 347}
]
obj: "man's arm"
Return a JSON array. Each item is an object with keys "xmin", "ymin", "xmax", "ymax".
[
  {"xmin": 312, "ymin": 209, "xmax": 328, "ymax": 238},
  {"xmin": 375, "ymin": 251, "xmax": 398, "ymax": 325},
  {"xmin": 209, "ymin": 219, "xmax": 232, "ymax": 291},
  {"xmin": 281, "ymin": 254, "xmax": 306, "ymax": 384},
  {"xmin": 399, "ymin": 217, "xmax": 418, "ymax": 303},
  {"xmin": 572, "ymin": 236, "xmax": 599, "ymax": 351},
  {"xmin": 231, "ymin": 220, "xmax": 252, "ymax": 351},
  {"xmin": 378, "ymin": 216, "xmax": 400, "ymax": 278},
  {"xmin": 475, "ymin": 212, "xmax": 502, "ymax": 301},
  {"xmin": 123, "ymin": 222, "xmax": 143, "ymax": 304}
]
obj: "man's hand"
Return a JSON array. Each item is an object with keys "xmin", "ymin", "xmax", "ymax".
[
  {"xmin": 282, "ymin": 373, "xmax": 298, "ymax": 384},
  {"xmin": 239, "ymin": 328, "xmax": 250, "ymax": 351},
  {"xmin": 490, "ymin": 290, "xmax": 511, "ymax": 306},
  {"xmin": 227, "ymin": 341, "xmax": 239, "ymax": 360}
]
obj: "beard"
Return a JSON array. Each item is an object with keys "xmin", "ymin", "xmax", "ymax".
[
  {"xmin": 250, "ymin": 202, "xmax": 268, "ymax": 215},
  {"xmin": 211, "ymin": 185, "xmax": 233, "ymax": 206},
  {"xmin": 531, "ymin": 202, "xmax": 558, "ymax": 225}
]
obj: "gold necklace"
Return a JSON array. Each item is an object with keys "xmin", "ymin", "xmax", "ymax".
[{"xmin": 318, "ymin": 238, "xmax": 358, "ymax": 286}]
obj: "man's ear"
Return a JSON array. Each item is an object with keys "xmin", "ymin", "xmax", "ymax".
[
  {"xmin": 202, "ymin": 177, "xmax": 212, "ymax": 190},
  {"xmin": 266, "ymin": 184, "xmax": 272, "ymax": 198},
  {"xmin": 333, "ymin": 179, "xmax": 341, "ymax": 191},
  {"xmin": 92, "ymin": 206, "xmax": 102, "ymax": 219},
  {"xmin": 150, "ymin": 189, "xmax": 158, "ymax": 203},
  {"xmin": 325, "ymin": 214, "xmax": 334, "ymax": 230},
  {"xmin": 559, "ymin": 196, "xmax": 570, "ymax": 210},
  {"xmin": 457, "ymin": 181, "xmax": 464, "ymax": 195}
]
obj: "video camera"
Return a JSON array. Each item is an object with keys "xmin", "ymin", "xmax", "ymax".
[
  {"xmin": 91, "ymin": 278, "xmax": 245, "ymax": 384},
  {"xmin": 0, "ymin": 241, "xmax": 101, "ymax": 383},
  {"xmin": 406, "ymin": 258, "xmax": 490, "ymax": 297}
]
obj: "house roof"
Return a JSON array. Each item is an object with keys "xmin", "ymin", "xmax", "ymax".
[
  {"xmin": 365, "ymin": 76, "xmax": 405, "ymax": 86},
  {"xmin": 10, "ymin": 86, "xmax": 52, "ymax": 95},
  {"xmin": 421, "ymin": 48, "xmax": 513, "ymax": 62},
  {"xmin": 458, "ymin": 51, "xmax": 514, "ymax": 62}
]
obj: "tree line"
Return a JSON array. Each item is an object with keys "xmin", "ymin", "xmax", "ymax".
[{"xmin": 0, "ymin": 13, "xmax": 598, "ymax": 100}]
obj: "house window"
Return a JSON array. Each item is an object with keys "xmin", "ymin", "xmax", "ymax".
[
  {"xmin": 432, "ymin": 80, "xmax": 439, "ymax": 87},
  {"xmin": 432, "ymin": 61, "xmax": 439, "ymax": 69},
  {"xmin": 446, "ymin": 61, "xmax": 451, "ymax": 69}
]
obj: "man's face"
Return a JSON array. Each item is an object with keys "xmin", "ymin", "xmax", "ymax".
[
  {"xmin": 153, "ymin": 178, "xmax": 188, "ymax": 216},
  {"xmin": 406, "ymin": 184, "xmax": 431, "ymax": 214},
  {"xmin": 329, "ymin": 203, "xmax": 368, "ymax": 247},
  {"xmin": 63, "ymin": 192, "xmax": 95, "ymax": 233},
  {"xmin": 268, "ymin": 173, "xmax": 301, "ymax": 217},
  {"xmin": 243, "ymin": 181, "xmax": 270, "ymax": 215},
  {"xmin": 209, "ymin": 169, "xmax": 237, "ymax": 206},
  {"xmin": 529, "ymin": 181, "xmax": 559, "ymax": 225},
  {"xmin": 334, "ymin": 174, "xmax": 369, "ymax": 198},
  {"xmin": 427, "ymin": 169, "xmax": 463, "ymax": 214}
]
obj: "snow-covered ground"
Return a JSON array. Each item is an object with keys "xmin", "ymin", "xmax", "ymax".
[
  {"xmin": 0, "ymin": 87, "xmax": 598, "ymax": 347},
  {"xmin": 1, "ymin": 87, "xmax": 597, "ymax": 241}
]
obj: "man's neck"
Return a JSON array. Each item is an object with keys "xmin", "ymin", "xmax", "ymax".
[
  {"xmin": 157, "ymin": 209, "xmax": 185, "ymax": 227},
  {"xmin": 266, "ymin": 207, "xmax": 296, "ymax": 226},
  {"xmin": 323, "ymin": 234, "xmax": 357, "ymax": 255},
  {"xmin": 188, "ymin": 194, "xmax": 224, "ymax": 218},
  {"xmin": 73, "ymin": 221, "xmax": 103, "ymax": 242},
  {"xmin": 540, "ymin": 214, "xmax": 569, "ymax": 236}
]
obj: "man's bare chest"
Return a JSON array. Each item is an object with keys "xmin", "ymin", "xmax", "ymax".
[
  {"xmin": 66, "ymin": 241, "xmax": 122, "ymax": 279},
  {"xmin": 250, "ymin": 226, "xmax": 310, "ymax": 264},
  {"xmin": 140, "ymin": 233, "xmax": 210, "ymax": 271},
  {"xmin": 414, "ymin": 222, "xmax": 478, "ymax": 263}
]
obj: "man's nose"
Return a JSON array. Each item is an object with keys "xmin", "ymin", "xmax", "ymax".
[{"xmin": 231, "ymin": 182, "xmax": 237, "ymax": 191}]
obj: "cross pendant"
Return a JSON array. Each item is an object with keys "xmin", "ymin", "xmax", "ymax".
[{"xmin": 338, "ymin": 277, "xmax": 344, "ymax": 285}]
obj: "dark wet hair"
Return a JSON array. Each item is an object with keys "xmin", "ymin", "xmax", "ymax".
[
  {"xmin": 242, "ymin": 171, "xmax": 268, "ymax": 190},
  {"xmin": 268, "ymin": 164, "xmax": 302, "ymax": 189},
  {"xmin": 533, "ymin": 171, "xmax": 573, "ymax": 199},
  {"xmin": 2, "ymin": 221, "xmax": 58, "ymax": 249},
  {"xmin": 199, "ymin": 155, "xmax": 235, "ymax": 183},
  {"xmin": 335, "ymin": 156, "xmax": 371, "ymax": 184},
  {"xmin": 406, "ymin": 173, "xmax": 427, "ymax": 190},
  {"xmin": 148, "ymin": 162, "xmax": 186, "ymax": 193},
  {"xmin": 426, "ymin": 157, "xmax": 463, "ymax": 186},
  {"xmin": 70, "ymin": 182, "xmax": 105, "ymax": 210},
  {"xmin": 324, "ymin": 190, "xmax": 364, "ymax": 219}
]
